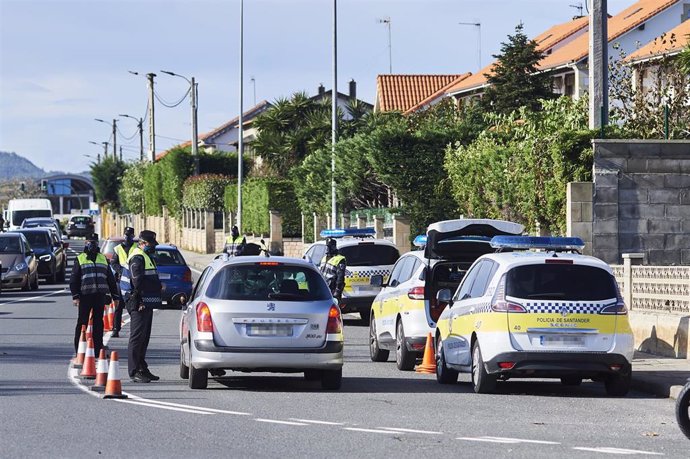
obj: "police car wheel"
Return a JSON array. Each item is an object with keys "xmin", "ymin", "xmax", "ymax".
[
  {"xmin": 188, "ymin": 346, "xmax": 208, "ymax": 389},
  {"xmin": 676, "ymin": 382, "xmax": 690, "ymax": 439},
  {"xmin": 436, "ymin": 336, "xmax": 458, "ymax": 384},
  {"xmin": 604, "ymin": 371, "xmax": 631, "ymax": 397},
  {"xmin": 304, "ymin": 370, "xmax": 322, "ymax": 381},
  {"xmin": 560, "ymin": 376, "xmax": 582, "ymax": 386},
  {"xmin": 369, "ymin": 315, "xmax": 389, "ymax": 362},
  {"xmin": 179, "ymin": 345, "xmax": 189, "ymax": 379},
  {"xmin": 471, "ymin": 341, "xmax": 496, "ymax": 394},
  {"xmin": 395, "ymin": 320, "xmax": 416, "ymax": 371}
]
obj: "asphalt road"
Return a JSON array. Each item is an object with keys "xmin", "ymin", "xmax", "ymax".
[{"xmin": 1, "ymin": 240, "xmax": 688, "ymax": 458}]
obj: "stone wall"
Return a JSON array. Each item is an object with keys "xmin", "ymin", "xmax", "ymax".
[{"xmin": 566, "ymin": 182, "xmax": 593, "ymax": 256}]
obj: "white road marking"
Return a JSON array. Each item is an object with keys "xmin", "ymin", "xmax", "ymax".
[
  {"xmin": 344, "ymin": 428, "xmax": 405, "ymax": 435},
  {"xmin": 457, "ymin": 437, "xmax": 523, "ymax": 444},
  {"xmin": 123, "ymin": 394, "xmax": 251, "ymax": 416},
  {"xmin": 482, "ymin": 436, "xmax": 560, "ymax": 445},
  {"xmin": 0, "ymin": 288, "xmax": 67, "ymax": 307},
  {"xmin": 112, "ymin": 399, "xmax": 213, "ymax": 415},
  {"xmin": 572, "ymin": 447, "xmax": 664, "ymax": 456},
  {"xmin": 289, "ymin": 418, "xmax": 345, "ymax": 426},
  {"xmin": 379, "ymin": 427, "xmax": 443, "ymax": 435},
  {"xmin": 256, "ymin": 419, "xmax": 308, "ymax": 426}
]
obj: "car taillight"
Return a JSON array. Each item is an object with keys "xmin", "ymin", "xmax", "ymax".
[
  {"xmin": 196, "ymin": 302, "xmax": 214, "ymax": 332},
  {"xmin": 407, "ymin": 286, "xmax": 424, "ymax": 300},
  {"xmin": 326, "ymin": 305, "xmax": 342, "ymax": 334},
  {"xmin": 490, "ymin": 274, "xmax": 527, "ymax": 313},
  {"xmin": 183, "ymin": 268, "xmax": 192, "ymax": 282},
  {"xmin": 600, "ymin": 279, "xmax": 627, "ymax": 315}
]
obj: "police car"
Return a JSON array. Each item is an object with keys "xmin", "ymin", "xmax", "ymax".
[
  {"xmin": 303, "ymin": 228, "xmax": 400, "ymax": 323},
  {"xmin": 434, "ymin": 236, "xmax": 634, "ymax": 396},
  {"xmin": 368, "ymin": 219, "xmax": 524, "ymax": 370}
]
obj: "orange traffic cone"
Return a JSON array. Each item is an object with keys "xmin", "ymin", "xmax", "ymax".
[
  {"xmin": 73, "ymin": 325, "xmax": 87, "ymax": 369},
  {"xmin": 90, "ymin": 349, "xmax": 109, "ymax": 392},
  {"xmin": 86, "ymin": 317, "xmax": 93, "ymax": 341},
  {"xmin": 103, "ymin": 351, "xmax": 128, "ymax": 399},
  {"xmin": 107, "ymin": 302, "xmax": 115, "ymax": 330},
  {"xmin": 80, "ymin": 338, "xmax": 97, "ymax": 379},
  {"xmin": 415, "ymin": 333, "xmax": 436, "ymax": 374},
  {"xmin": 103, "ymin": 305, "xmax": 112, "ymax": 332}
]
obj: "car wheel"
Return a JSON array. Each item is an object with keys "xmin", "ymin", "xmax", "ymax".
[
  {"xmin": 436, "ymin": 335, "xmax": 458, "ymax": 384},
  {"xmin": 304, "ymin": 370, "xmax": 322, "ymax": 381},
  {"xmin": 561, "ymin": 376, "xmax": 582, "ymax": 386},
  {"xmin": 676, "ymin": 382, "xmax": 690, "ymax": 439},
  {"xmin": 471, "ymin": 341, "xmax": 496, "ymax": 394},
  {"xmin": 179, "ymin": 345, "xmax": 189, "ymax": 379},
  {"xmin": 605, "ymin": 371, "xmax": 631, "ymax": 397},
  {"xmin": 188, "ymin": 346, "xmax": 208, "ymax": 389},
  {"xmin": 49, "ymin": 264, "xmax": 58, "ymax": 284},
  {"xmin": 30, "ymin": 273, "xmax": 39, "ymax": 291},
  {"xmin": 57, "ymin": 263, "xmax": 66, "ymax": 282},
  {"xmin": 321, "ymin": 369, "xmax": 342, "ymax": 390},
  {"xmin": 395, "ymin": 319, "xmax": 416, "ymax": 371},
  {"xmin": 369, "ymin": 314, "xmax": 389, "ymax": 362}
]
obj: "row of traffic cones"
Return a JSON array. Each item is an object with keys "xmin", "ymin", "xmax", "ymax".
[
  {"xmin": 72, "ymin": 325, "xmax": 127, "ymax": 399},
  {"xmin": 103, "ymin": 302, "xmax": 115, "ymax": 332}
]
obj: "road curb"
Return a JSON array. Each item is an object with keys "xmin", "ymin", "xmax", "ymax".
[{"xmin": 631, "ymin": 374, "xmax": 684, "ymax": 400}]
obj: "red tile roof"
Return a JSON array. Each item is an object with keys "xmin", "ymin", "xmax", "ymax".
[
  {"xmin": 376, "ymin": 75, "xmax": 470, "ymax": 112},
  {"xmin": 626, "ymin": 19, "xmax": 690, "ymax": 63},
  {"xmin": 404, "ymin": 74, "xmax": 473, "ymax": 114}
]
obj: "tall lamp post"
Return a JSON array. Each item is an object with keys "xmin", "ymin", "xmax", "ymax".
[
  {"xmin": 237, "ymin": 0, "xmax": 245, "ymax": 232},
  {"xmin": 129, "ymin": 70, "xmax": 157, "ymax": 162},
  {"xmin": 94, "ymin": 118, "xmax": 117, "ymax": 158},
  {"xmin": 87, "ymin": 141, "xmax": 105, "ymax": 163},
  {"xmin": 161, "ymin": 70, "xmax": 199, "ymax": 174},
  {"xmin": 119, "ymin": 114, "xmax": 145, "ymax": 161},
  {"xmin": 331, "ymin": 0, "xmax": 338, "ymax": 227}
]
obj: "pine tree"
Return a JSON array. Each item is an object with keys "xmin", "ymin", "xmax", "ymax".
[{"xmin": 481, "ymin": 24, "xmax": 554, "ymax": 114}]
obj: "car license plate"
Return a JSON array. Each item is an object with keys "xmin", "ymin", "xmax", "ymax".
[
  {"xmin": 158, "ymin": 273, "xmax": 171, "ymax": 280},
  {"xmin": 77, "ymin": 224, "xmax": 85, "ymax": 228},
  {"xmin": 247, "ymin": 324, "xmax": 293, "ymax": 337},
  {"xmin": 539, "ymin": 335, "xmax": 585, "ymax": 347}
]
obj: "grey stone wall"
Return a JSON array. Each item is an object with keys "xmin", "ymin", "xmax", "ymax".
[{"xmin": 593, "ymin": 139, "xmax": 690, "ymax": 265}]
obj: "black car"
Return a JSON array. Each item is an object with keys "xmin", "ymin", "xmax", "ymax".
[
  {"xmin": 15, "ymin": 228, "xmax": 67, "ymax": 284},
  {"xmin": 66, "ymin": 215, "xmax": 95, "ymax": 238}
]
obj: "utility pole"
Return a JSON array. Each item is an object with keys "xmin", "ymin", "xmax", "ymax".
[
  {"xmin": 112, "ymin": 119, "xmax": 117, "ymax": 159},
  {"xmin": 191, "ymin": 76, "xmax": 199, "ymax": 175},
  {"xmin": 119, "ymin": 145, "xmax": 123, "ymax": 161},
  {"xmin": 378, "ymin": 17, "xmax": 392, "ymax": 74},
  {"xmin": 237, "ymin": 0, "xmax": 244, "ymax": 232},
  {"xmin": 147, "ymin": 72, "xmax": 157, "ymax": 161},
  {"xmin": 102, "ymin": 142, "xmax": 109, "ymax": 158},
  {"xmin": 331, "ymin": 0, "xmax": 338, "ymax": 227},
  {"xmin": 459, "ymin": 21, "xmax": 482, "ymax": 71},
  {"xmin": 589, "ymin": 0, "xmax": 608, "ymax": 129},
  {"xmin": 119, "ymin": 114, "xmax": 144, "ymax": 161}
]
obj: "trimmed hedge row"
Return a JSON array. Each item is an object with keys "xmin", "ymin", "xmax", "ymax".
[{"xmin": 182, "ymin": 174, "xmax": 234, "ymax": 210}]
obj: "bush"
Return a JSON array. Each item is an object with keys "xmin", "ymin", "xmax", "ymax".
[
  {"xmin": 158, "ymin": 149, "xmax": 193, "ymax": 218},
  {"xmin": 143, "ymin": 164, "xmax": 163, "ymax": 216},
  {"xmin": 182, "ymin": 174, "xmax": 233, "ymax": 210},
  {"xmin": 120, "ymin": 161, "xmax": 148, "ymax": 214},
  {"xmin": 90, "ymin": 156, "xmax": 127, "ymax": 211}
]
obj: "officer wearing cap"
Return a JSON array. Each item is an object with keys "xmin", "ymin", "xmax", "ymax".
[
  {"xmin": 320, "ymin": 237, "xmax": 347, "ymax": 302},
  {"xmin": 224, "ymin": 225, "xmax": 246, "ymax": 255},
  {"xmin": 126, "ymin": 230, "xmax": 162, "ymax": 383},
  {"xmin": 69, "ymin": 233, "xmax": 120, "ymax": 357},
  {"xmin": 110, "ymin": 226, "xmax": 137, "ymax": 338}
]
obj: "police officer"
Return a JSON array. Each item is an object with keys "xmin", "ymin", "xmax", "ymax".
[
  {"xmin": 224, "ymin": 225, "xmax": 246, "ymax": 255},
  {"xmin": 320, "ymin": 238, "xmax": 347, "ymax": 302},
  {"xmin": 0, "ymin": 213, "xmax": 5, "ymax": 232},
  {"xmin": 126, "ymin": 230, "xmax": 162, "ymax": 383},
  {"xmin": 70, "ymin": 233, "xmax": 120, "ymax": 357},
  {"xmin": 109, "ymin": 226, "xmax": 137, "ymax": 338}
]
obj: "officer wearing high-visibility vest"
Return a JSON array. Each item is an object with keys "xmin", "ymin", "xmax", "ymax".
[
  {"xmin": 224, "ymin": 225, "xmax": 246, "ymax": 255},
  {"xmin": 126, "ymin": 230, "xmax": 162, "ymax": 383},
  {"xmin": 109, "ymin": 226, "xmax": 137, "ymax": 338},
  {"xmin": 69, "ymin": 233, "xmax": 120, "ymax": 357},
  {"xmin": 319, "ymin": 237, "xmax": 347, "ymax": 302}
]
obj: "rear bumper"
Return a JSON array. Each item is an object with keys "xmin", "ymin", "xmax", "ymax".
[
  {"xmin": 339, "ymin": 296, "xmax": 375, "ymax": 313},
  {"xmin": 485, "ymin": 351, "xmax": 632, "ymax": 378},
  {"xmin": 160, "ymin": 282, "xmax": 193, "ymax": 302},
  {"xmin": 67, "ymin": 228, "xmax": 93, "ymax": 237},
  {"xmin": 405, "ymin": 336, "xmax": 428, "ymax": 353}
]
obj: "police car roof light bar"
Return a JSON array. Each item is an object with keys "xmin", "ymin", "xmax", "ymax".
[
  {"xmin": 320, "ymin": 228, "xmax": 376, "ymax": 239},
  {"xmin": 413, "ymin": 235, "xmax": 427, "ymax": 247},
  {"xmin": 490, "ymin": 236, "xmax": 585, "ymax": 252}
]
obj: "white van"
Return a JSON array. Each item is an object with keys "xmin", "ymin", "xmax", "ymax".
[{"xmin": 5, "ymin": 199, "xmax": 53, "ymax": 231}]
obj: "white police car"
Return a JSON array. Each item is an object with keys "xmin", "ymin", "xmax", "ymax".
[
  {"xmin": 434, "ymin": 236, "xmax": 634, "ymax": 396},
  {"xmin": 368, "ymin": 219, "xmax": 524, "ymax": 370},
  {"xmin": 304, "ymin": 229, "xmax": 400, "ymax": 322}
]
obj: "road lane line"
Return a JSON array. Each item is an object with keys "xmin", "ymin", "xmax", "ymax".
[
  {"xmin": 112, "ymin": 399, "xmax": 213, "ymax": 415},
  {"xmin": 123, "ymin": 394, "xmax": 251, "ymax": 416},
  {"xmin": 0, "ymin": 288, "xmax": 67, "ymax": 306},
  {"xmin": 344, "ymin": 428, "xmax": 405, "ymax": 435},
  {"xmin": 256, "ymin": 419, "xmax": 308, "ymax": 426},
  {"xmin": 572, "ymin": 447, "xmax": 664, "ymax": 456},
  {"xmin": 289, "ymin": 418, "xmax": 345, "ymax": 426},
  {"xmin": 457, "ymin": 437, "xmax": 520, "ymax": 444},
  {"xmin": 483, "ymin": 436, "xmax": 560, "ymax": 445},
  {"xmin": 379, "ymin": 427, "xmax": 443, "ymax": 435}
]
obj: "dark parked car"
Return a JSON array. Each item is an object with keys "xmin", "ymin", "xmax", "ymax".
[
  {"xmin": 155, "ymin": 244, "xmax": 193, "ymax": 306},
  {"xmin": 66, "ymin": 215, "xmax": 95, "ymax": 238},
  {"xmin": 0, "ymin": 233, "xmax": 39, "ymax": 291},
  {"xmin": 21, "ymin": 217, "xmax": 65, "ymax": 241},
  {"xmin": 15, "ymin": 228, "xmax": 67, "ymax": 284}
]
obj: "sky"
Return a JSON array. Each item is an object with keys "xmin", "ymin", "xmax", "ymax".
[{"xmin": 0, "ymin": 0, "xmax": 632, "ymax": 172}]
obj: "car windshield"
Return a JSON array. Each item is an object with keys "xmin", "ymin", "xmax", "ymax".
[
  {"xmin": 0, "ymin": 236, "xmax": 22, "ymax": 253},
  {"xmin": 506, "ymin": 264, "xmax": 618, "ymax": 301},
  {"xmin": 205, "ymin": 263, "xmax": 331, "ymax": 302},
  {"xmin": 19, "ymin": 232, "xmax": 51, "ymax": 248},
  {"xmin": 71, "ymin": 217, "xmax": 91, "ymax": 224},
  {"xmin": 338, "ymin": 243, "xmax": 399, "ymax": 267},
  {"xmin": 102, "ymin": 241, "xmax": 119, "ymax": 256},
  {"xmin": 12, "ymin": 210, "xmax": 51, "ymax": 226},
  {"xmin": 154, "ymin": 249, "xmax": 185, "ymax": 266}
]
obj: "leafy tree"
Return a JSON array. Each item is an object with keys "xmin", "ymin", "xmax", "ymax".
[
  {"xmin": 678, "ymin": 38, "xmax": 690, "ymax": 75},
  {"xmin": 90, "ymin": 156, "xmax": 126, "ymax": 211},
  {"xmin": 481, "ymin": 23, "xmax": 553, "ymax": 114},
  {"xmin": 120, "ymin": 161, "xmax": 148, "ymax": 214}
]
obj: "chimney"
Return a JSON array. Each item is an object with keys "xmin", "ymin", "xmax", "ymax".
[
  {"xmin": 349, "ymin": 79, "xmax": 357, "ymax": 100},
  {"xmin": 318, "ymin": 84, "xmax": 325, "ymax": 97}
]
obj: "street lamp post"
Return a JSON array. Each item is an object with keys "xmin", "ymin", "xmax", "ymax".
[
  {"xmin": 119, "ymin": 114, "xmax": 144, "ymax": 161},
  {"xmin": 161, "ymin": 70, "xmax": 199, "ymax": 175},
  {"xmin": 331, "ymin": 0, "xmax": 338, "ymax": 227},
  {"xmin": 459, "ymin": 21, "xmax": 482, "ymax": 71},
  {"xmin": 128, "ymin": 71, "xmax": 157, "ymax": 162},
  {"xmin": 237, "ymin": 0, "xmax": 245, "ymax": 233},
  {"xmin": 94, "ymin": 118, "xmax": 117, "ymax": 158},
  {"xmin": 86, "ymin": 142, "xmax": 104, "ymax": 163}
]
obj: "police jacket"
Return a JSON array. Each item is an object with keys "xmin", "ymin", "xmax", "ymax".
[
  {"xmin": 70, "ymin": 252, "xmax": 120, "ymax": 300},
  {"xmin": 224, "ymin": 235, "xmax": 246, "ymax": 255},
  {"xmin": 320, "ymin": 253, "xmax": 347, "ymax": 297},
  {"xmin": 111, "ymin": 241, "xmax": 136, "ymax": 295},
  {"xmin": 128, "ymin": 247, "xmax": 162, "ymax": 308}
]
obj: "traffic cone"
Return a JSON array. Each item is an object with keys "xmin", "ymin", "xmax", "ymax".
[
  {"xmin": 90, "ymin": 349, "xmax": 109, "ymax": 392},
  {"xmin": 415, "ymin": 333, "xmax": 436, "ymax": 374},
  {"xmin": 103, "ymin": 305, "xmax": 112, "ymax": 332},
  {"xmin": 80, "ymin": 338, "xmax": 97, "ymax": 379},
  {"xmin": 103, "ymin": 351, "xmax": 128, "ymax": 399},
  {"xmin": 107, "ymin": 302, "xmax": 115, "ymax": 330},
  {"xmin": 86, "ymin": 317, "xmax": 93, "ymax": 341},
  {"xmin": 73, "ymin": 325, "xmax": 87, "ymax": 369}
]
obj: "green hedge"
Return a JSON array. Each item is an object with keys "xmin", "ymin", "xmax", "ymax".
[
  {"xmin": 143, "ymin": 164, "xmax": 163, "ymax": 216},
  {"xmin": 182, "ymin": 174, "xmax": 233, "ymax": 210}
]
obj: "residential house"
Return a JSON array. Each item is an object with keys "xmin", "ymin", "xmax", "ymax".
[{"xmin": 374, "ymin": 74, "xmax": 471, "ymax": 113}]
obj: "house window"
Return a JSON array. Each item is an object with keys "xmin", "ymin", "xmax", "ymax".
[{"xmin": 565, "ymin": 74, "xmax": 575, "ymax": 97}]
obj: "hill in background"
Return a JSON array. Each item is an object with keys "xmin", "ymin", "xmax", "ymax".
[{"xmin": 0, "ymin": 151, "xmax": 91, "ymax": 181}]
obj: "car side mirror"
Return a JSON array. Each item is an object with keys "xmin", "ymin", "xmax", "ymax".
[
  {"xmin": 436, "ymin": 288, "xmax": 453, "ymax": 305},
  {"xmin": 389, "ymin": 279, "xmax": 399, "ymax": 288},
  {"xmin": 370, "ymin": 274, "xmax": 384, "ymax": 287}
]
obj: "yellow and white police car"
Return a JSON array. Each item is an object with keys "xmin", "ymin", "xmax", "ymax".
[
  {"xmin": 304, "ymin": 228, "xmax": 400, "ymax": 323},
  {"xmin": 434, "ymin": 236, "xmax": 634, "ymax": 396},
  {"xmin": 368, "ymin": 219, "xmax": 524, "ymax": 370}
]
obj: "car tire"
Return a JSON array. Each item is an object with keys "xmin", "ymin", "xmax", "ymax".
[
  {"xmin": 471, "ymin": 341, "xmax": 497, "ymax": 394},
  {"xmin": 676, "ymin": 382, "xmax": 690, "ymax": 439},
  {"xmin": 369, "ymin": 314, "xmax": 389, "ymax": 362},
  {"xmin": 30, "ymin": 273, "xmax": 39, "ymax": 291},
  {"xmin": 179, "ymin": 345, "xmax": 189, "ymax": 379},
  {"xmin": 49, "ymin": 265, "xmax": 58, "ymax": 284},
  {"xmin": 321, "ymin": 369, "xmax": 342, "ymax": 390},
  {"xmin": 57, "ymin": 263, "xmax": 66, "ymax": 283},
  {"xmin": 304, "ymin": 370, "xmax": 322, "ymax": 381},
  {"xmin": 561, "ymin": 376, "xmax": 583, "ymax": 386},
  {"xmin": 436, "ymin": 336, "xmax": 458, "ymax": 384},
  {"xmin": 605, "ymin": 371, "xmax": 631, "ymax": 397},
  {"xmin": 188, "ymin": 346, "xmax": 208, "ymax": 389},
  {"xmin": 395, "ymin": 319, "xmax": 416, "ymax": 371}
]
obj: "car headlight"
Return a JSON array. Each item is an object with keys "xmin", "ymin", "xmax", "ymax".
[
  {"xmin": 39, "ymin": 254, "xmax": 53, "ymax": 262},
  {"xmin": 13, "ymin": 262, "xmax": 28, "ymax": 272}
]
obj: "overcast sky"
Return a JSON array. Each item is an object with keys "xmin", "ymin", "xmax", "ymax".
[{"xmin": 0, "ymin": 0, "xmax": 631, "ymax": 172}]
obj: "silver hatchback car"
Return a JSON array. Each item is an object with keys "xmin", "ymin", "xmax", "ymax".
[{"xmin": 179, "ymin": 255, "xmax": 344, "ymax": 390}]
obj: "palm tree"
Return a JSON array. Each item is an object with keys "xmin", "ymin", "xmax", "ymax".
[{"xmin": 678, "ymin": 38, "xmax": 690, "ymax": 75}]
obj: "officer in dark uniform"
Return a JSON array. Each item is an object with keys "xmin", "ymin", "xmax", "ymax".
[
  {"xmin": 320, "ymin": 238, "xmax": 347, "ymax": 302},
  {"xmin": 109, "ymin": 226, "xmax": 136, "ymax": 337},
  {"xmin": 126, "ymin": 230, "xmax": 162, "ymax": 383},
  {"xmin": 69, "ymin": 233, "xmax": 120, "ymax": 357}
]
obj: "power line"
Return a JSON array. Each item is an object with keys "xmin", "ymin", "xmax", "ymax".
[{"xmin": 154, "ymin": 87, "xmax": 190, "ymax": 108}]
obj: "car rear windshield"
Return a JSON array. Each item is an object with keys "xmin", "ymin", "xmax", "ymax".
[
  {"xmin": 19, "ymin": 231, "xmax": 51, "ymax": 248},
  {"xmin": 101, "ymin": 241, "xmax": 118, "ymax": 256},
  {"xmin": 154, "ymin": 249, "xmax": 185, "ymax": 266},
  {"xmin": 205, "ymin": 264, "xmax": 332, "ymax": 302},
  {"xmin": 0, "ymin": 236, "xmax": 22, "ymax": 253},
  {"xmin": 12, "ymin": 210, "xmax": 51, "ymax": 227},
  {"xmin": 71, "ymin": 216, "xmax": 92, "ymax": 224},
  {"xmin": 339, "ymin": 243, "xmax": 399, "ymax": 267},
  {"xmin": 506, "ymin": 264, "xmax": 618, "ymax": 301}
]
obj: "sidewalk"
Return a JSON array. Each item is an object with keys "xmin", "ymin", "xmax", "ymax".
[{"xmin": 179, "ymin": 248, "xmax": 689, "ymax": 398}]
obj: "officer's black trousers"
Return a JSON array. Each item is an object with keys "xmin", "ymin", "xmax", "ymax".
[
  {"xmin": 113, "ymin": 297, "xmax": 124, "ymax": 332},
  {"xmin": 127, "ymin": 306, "xmax": 154, "ymax": 377},
  {"xmin": 74, "ymin": 294, "xmax": 106, "ymax": 357}
]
